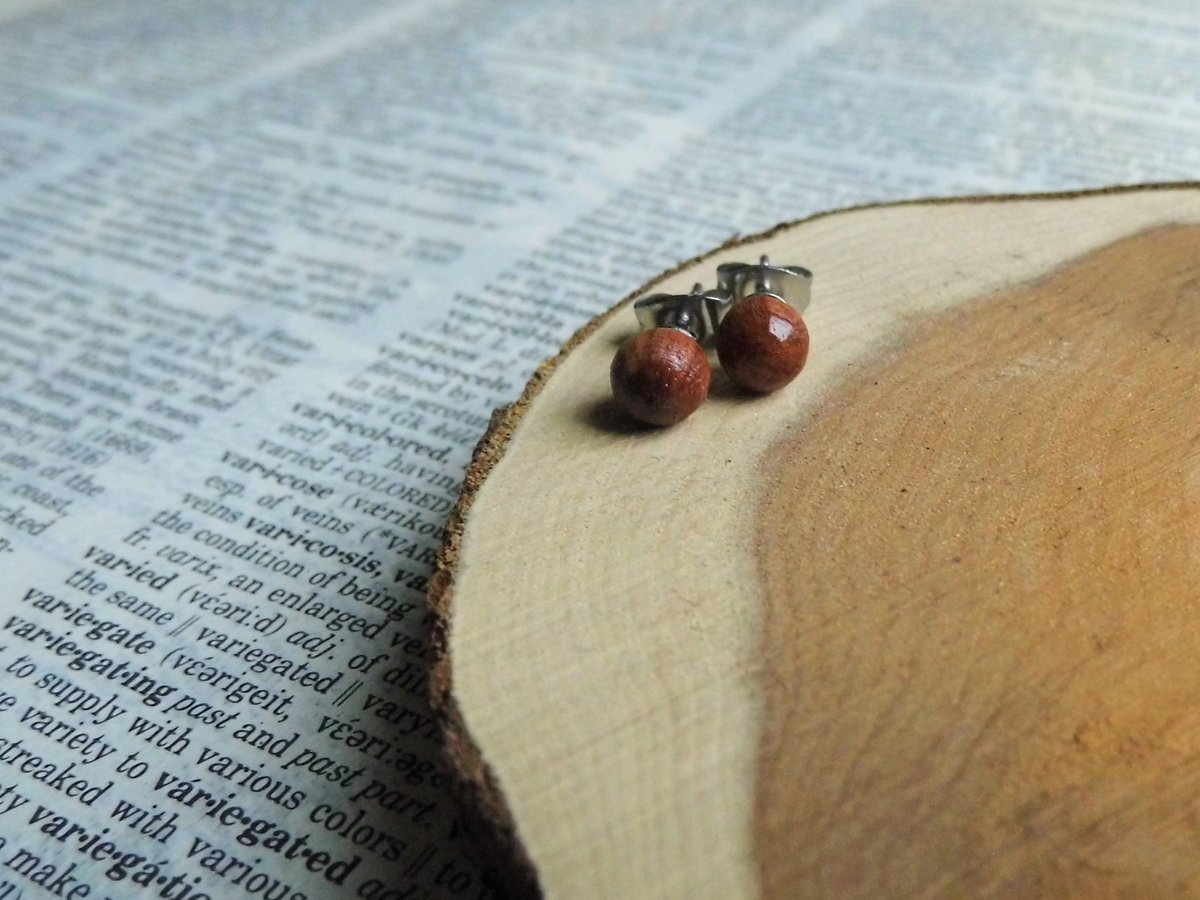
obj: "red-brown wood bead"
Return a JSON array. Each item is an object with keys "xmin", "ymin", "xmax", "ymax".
[
  {"xmin": 610, "ymin": 328, "xmax": 711, "ymax": 426},
  {"xmin": 716, "ymin": 293, "xmax": 809, "ymax": 393}
]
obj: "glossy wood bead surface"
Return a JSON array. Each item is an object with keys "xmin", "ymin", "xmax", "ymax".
[
  {"xmin": 716, "ymin": 293, "xmax": 809, "ymax": 393},
  {"xmin": 610, "ymin": 328, "xmax": 710, "ymax": 426}
]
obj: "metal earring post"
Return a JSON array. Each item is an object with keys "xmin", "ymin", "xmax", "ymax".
[
  {"xmin": 633, "ymin": 283, "xmax": 732, "ymax": 343},
  {"xmin": 715, "ymin": 256, "xmax": 813, "ymax": 313}
]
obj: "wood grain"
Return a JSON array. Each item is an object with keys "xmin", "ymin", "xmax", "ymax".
[
  {"xmin": 430, "ymin": 186, "xmax": 1200, "ymax": 899},
  {"xmin": 756, "ymin": 224, "xmax": 1200, "ymax": 898}
]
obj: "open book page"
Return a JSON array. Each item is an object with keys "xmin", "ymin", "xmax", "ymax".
[{"xmin": 0, "ymin": 1, "xmax": 1197, "ymax": 898}]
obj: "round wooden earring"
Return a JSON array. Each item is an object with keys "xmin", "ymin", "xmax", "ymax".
[
  {"xmin": 610, "ymin": 285, "xmax": 729, "ymax": 426},
  {"xmin": 610, "ymin": 328, "xmax": 710, "ymax": 426},
  {"xmin": 716, "ymin": 294, "xmax": 809, "ymax": 393},
  {"xmin": 715, "ymin": 257, "xmax": 813, "ymax": 393}
]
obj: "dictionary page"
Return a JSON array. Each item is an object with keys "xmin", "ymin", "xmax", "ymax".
[{"xmin": 2, "ymin": 1, "xmax": 1200, "ymax": 899}]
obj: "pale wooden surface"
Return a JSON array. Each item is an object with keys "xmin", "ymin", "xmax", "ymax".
[{"xmin": 433, "ymin": 187, "xmax": 1200, "ymax": 898}]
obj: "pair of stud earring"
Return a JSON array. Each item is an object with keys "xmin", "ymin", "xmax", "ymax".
[{"xmin": 610, "ymin": 257, "xmax": 812, "ymax": 426}]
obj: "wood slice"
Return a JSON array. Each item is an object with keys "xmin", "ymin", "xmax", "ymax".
[{"xmin": 429, "ymin": 185, "xmax": 1200, "ymax": 899}]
